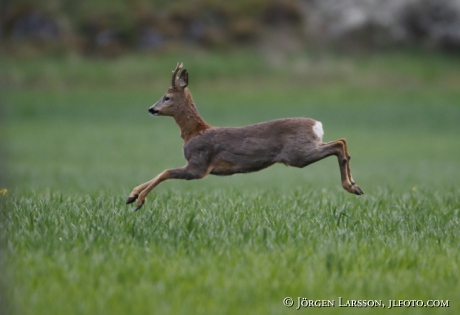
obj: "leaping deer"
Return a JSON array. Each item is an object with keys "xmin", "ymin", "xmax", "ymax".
[{"xmin": 126, "ymin": 63, "xmax": 363, "ymax": 211}]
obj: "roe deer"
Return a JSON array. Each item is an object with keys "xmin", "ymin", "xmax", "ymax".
[{"xmin": 126, "ymin": 63, "xmax": 363, "ymax": 210}]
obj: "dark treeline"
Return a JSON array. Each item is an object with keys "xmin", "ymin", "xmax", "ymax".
[{"xmin": 2, "ymin": 0, "xmax": 460, "ymax": 56}]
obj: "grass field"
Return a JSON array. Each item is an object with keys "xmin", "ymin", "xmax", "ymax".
[{"xmin": 1, "ymin": 51, "xmax": 460, "ymax": 314}]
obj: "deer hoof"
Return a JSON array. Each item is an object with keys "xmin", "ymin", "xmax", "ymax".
[
  {"xmin": 134, "ymin": 203, "xmax": 144, "ymax": 211},
  {"xmin": 353, "ymin": 185, "xmax": 364, "ymax": 195},
  {"xmin": 126, "ymin": 194, "xmax": 139, "ymax": 204}
]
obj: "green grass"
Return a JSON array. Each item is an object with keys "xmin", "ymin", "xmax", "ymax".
[{"xmin": 1, "ymin": 51, "xmax": 460, "ymax": 314}]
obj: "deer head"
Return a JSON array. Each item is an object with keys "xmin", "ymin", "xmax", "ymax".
[{"xmin": 148, "ymin": 62, "xmax": 189, "ymax": 117}]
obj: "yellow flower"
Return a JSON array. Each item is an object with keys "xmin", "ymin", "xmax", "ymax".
[{"xmin": 0, "ymin": 189, "xmax": 7, "ymax": 196}]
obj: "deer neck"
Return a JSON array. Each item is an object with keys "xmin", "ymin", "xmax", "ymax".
[{"xmin": 173, "ymin": 101, "xmax": 210, "ymax": 143}]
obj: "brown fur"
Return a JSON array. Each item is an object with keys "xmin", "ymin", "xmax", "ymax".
[
  {"xmin": 172, "ymin": 89, "xmax": 210, "ymax": 142},
  {"xmin": 126, "ymin": 63, "xmax": 363, "ymax": 210}
]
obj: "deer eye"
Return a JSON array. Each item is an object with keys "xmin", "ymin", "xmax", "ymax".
[{"xmin": 164, "ymin": 96, "xmax": 171, "ymax": 101}]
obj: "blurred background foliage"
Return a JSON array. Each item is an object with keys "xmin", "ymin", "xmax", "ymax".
[{"xmin": 2, "ymin": 0, "xmax": 460, "ymax": 58}]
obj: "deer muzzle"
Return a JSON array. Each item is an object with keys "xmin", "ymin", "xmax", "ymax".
[{"xmin": 148, "ymin": 106, "xmax": 160, "ymax": 116}]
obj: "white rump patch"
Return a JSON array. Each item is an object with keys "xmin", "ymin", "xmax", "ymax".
[{"xmin": 313, "ymin": 121, "xmax": 324, "ymax": 141}]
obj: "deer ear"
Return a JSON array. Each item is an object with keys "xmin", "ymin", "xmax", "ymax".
[{"xmin": 178, "ymin": 69, "xmax": 188, "ymax": 89}]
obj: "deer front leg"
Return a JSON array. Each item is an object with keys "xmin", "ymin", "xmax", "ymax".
[
  {"xmin": 126, "ymin": 164, "xmax": 210, "ymax": 211},
  {"xmin": 126, "ymin": 180, "xmax": 155, "ymax": 205},
  {"xmin": 125, "ymin": 171, "xmax": 168, "ymax": 209}
]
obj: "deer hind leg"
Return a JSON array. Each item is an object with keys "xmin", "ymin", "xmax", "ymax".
[
  {"xmin": 336, "ymin": 138, "xmax": 356, "ymax": 185},
  {"xmin": 126, "ymin": 164, "xmax": 210, "ymax": 211},
  {"xmin": 318, "ymin": 140, "xmax": 363, "ymax": 195}
]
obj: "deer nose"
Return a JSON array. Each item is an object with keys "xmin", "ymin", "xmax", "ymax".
[{"xmin": 148, "ymin": 107, "xmax": 159, "ymax": 116}]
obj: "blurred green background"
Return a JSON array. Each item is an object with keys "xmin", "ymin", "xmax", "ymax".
[{"xmin": 1, "ymin": 1, "xmax": 460, "ymax": 314}]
